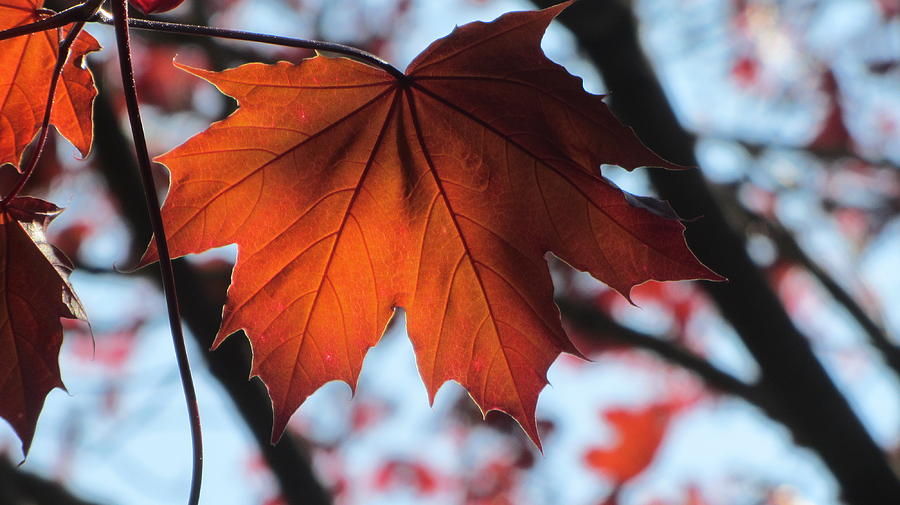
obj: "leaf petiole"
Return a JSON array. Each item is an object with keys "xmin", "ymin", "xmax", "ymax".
[{"xmin": 91, "ymin": 8, "xmax": 408, "ymax": 80}]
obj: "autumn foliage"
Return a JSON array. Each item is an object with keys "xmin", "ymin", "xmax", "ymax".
[
  {"xmin": 0, "ymin": 0, "xmax": 98, "ymax": 454},
  {"xmin": 139, "ymin": 3, "xmax": 717, "ymax": 446},
  {"xmin": 0, "ymin": 0, "xmax": 717, "ymax": 484},
  {"xmin": 0, "ymin": 0, "xmax": 98, "ymax": 170},
  {"xmin": 0, "ymin": 197, "xmax": 85, "ymax": 454},
  {"xmin": 2, "ymin": 0, "xmax": 900, "ymax": 504}
]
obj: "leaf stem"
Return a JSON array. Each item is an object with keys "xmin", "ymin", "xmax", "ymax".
[
  {"xmin": 0, "ymin": 2, "xmax": 94, "ymax": 42},
  {"xmin": 1, "ymin": 0, "xmax": 103, "ymax": 205},
  {"xmin": 109, "ymin": 2, "xmax": 202, "ymax": 505},
  {"xmin": 91, "ymin": 9, "xmax": 407, "ymax": 81}
]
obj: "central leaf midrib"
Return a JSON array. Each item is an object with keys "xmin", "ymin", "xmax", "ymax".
[{"xmin": 402, "ymin": 87, "xmax": 528, "ymax": 415}]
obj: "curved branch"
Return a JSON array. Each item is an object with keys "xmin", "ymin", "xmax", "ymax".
[
  {"xmin": 557, "ymin": 298, "xmax": 763, "ymax": 404},
  {"xmin": 109, "ymin": 2, "xmax": 202, "ymax": 503}
]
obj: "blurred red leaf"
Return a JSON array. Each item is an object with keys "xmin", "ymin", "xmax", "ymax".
[
  {"xmin": 373, "ymin": 459, "xmax": 441, "ymax": 495},
  {"xmin": 349, "ymin": 399, "xmax": 387, "ymax": 433},
  {"xmin": 130, "ymin": 0, "xmax": 185, "ymax": 14},
  {"xmin": 50, "ymin": 220, "xmax": 92, "ymax": 261},
  {"xmin": 583, "ymin": 399, "xmax": 687, "ymax": 484},
  {"xmin": 731, "ymin": 56, "xmax": 759, "ymax": 87},
  {"xmin": 809, "ymin": 71, "xmax": 851, "ymax": 152},
  {"xmin": 466, "ymin": 458, "xmax": 519, "ymax": 504},
  {"xmin": 72, "ymin": 318, "xmax": 143, "ymax": 372},
  {"xmin": 133, "ymin": 44, "xmax": 207, "ymax": 112}
]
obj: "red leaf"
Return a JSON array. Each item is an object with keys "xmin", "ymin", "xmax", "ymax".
[
  {"xmin": 373, "ymin": 460, "xmax": 441, "ymax": 495},
  {"xmin": 808, "ymin": 70, "xmax": 850, "ymax": 152},
  {"xmin": 0, "ymin": 0, "xmax": 100, "ymax": 170},
  {"xmin": 133, "ymin": 44, "xmax": 207, "ymax": 112},
  {"xmin": 143, "ymin": 2, "xmax": 719, "ymax": 447},
  {"xmin": 731, "ymin": 56, "xmax": 759, "ymax": 87},
  {"xmin": 129, "ymin": 0, "xmax": 185, "ymax": 14},
  {"xmin": 583, "ymin": 400, "xmax": 682, "ymax": 484},
  {"xmin": 0, "ymin": 197, "xmax": 86, "ymax": 455}
]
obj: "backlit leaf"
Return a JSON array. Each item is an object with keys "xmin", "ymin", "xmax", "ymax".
[
  {"xmin": 143, "ymin": 2, "xmax": 719, "ymax": 446},
  {"xmin": 0, "ymin": 0, "xmax": 100, "ymax": 170},
  {"xmin": 0, "ymin": 196, "xmax": 85, "ymax": 455}
]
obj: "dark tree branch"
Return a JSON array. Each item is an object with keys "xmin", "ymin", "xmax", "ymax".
[
  {"xmin": 705, "ymin": 135, "xmax": 900, "ymax": 173},
  {"xmin": 778, "ymin": 232, "xmax": 899, "ymax": 359},
  {"xmin": 0, "ymin": 459, "xmax": 107, "ymax": 505},
  {"xmin": 557, "ymin": 298, "xmax": 762, "ymax": 403},
  {"xmin": 530, "ymin": 1, "xmax": 900, "ymax": 503},
  {"xmin": 746, "ymin": 208, "xmax": 900, "ymax": 379},
  {"xmin": 0, "ymin": 2, "xmax": 94, "ymax": 42}
]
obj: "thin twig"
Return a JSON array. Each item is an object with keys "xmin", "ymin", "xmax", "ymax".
[
  {"xmin": 703, "ymin": 135, "xmax": 900, "ymax": 172},
  {"xmin": 92, "ymin": 9, "xmax": 407, "ymax": 80},
  {"xmin": 0, "ymin": 2, "xmax": 95, "ymax": 42},
  {"xmin": 1, "ymin": 0, "xmax": 103, "ymax": 204},
  {"xmin": 109, "ymin": 2, "xmax": 202, "ymax": 504},
  {"xmin": 715, "ymin": 180, "xmax": 900, "ymax": 378}
]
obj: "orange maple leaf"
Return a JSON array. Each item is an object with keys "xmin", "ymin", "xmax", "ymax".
[
  {"xmin": 583, "ymin": 400, "xmax": 681, "ymax": 484},
  {"xmin": 0, "ymin": 0, "xmax": 100, "ymax": 170},
  {"xmin": 0, "ymin": 197, "xmax": 86, "ymax": 455},
  {"xmin": 143, "ymin": 2, "xmax": 718, "ymax": 446}
]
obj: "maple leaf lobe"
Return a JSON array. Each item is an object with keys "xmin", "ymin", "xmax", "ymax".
[
  {"xmin": 144, "ymin": 2, "xmax": 718, "ymax": 447},
  {"xmin": 0, "ymin": 0, "xmax": 100, "ymax": 170},
  {"xmin": 0, "ymin": 197, "xmax": 86, "ymax": 456}
]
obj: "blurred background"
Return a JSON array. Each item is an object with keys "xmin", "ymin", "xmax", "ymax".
[{"xmin": 1, "ymin": 0, "xmax": 899, "ymax": 504}]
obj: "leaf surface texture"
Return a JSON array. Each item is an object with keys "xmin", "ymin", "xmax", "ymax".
[
  {"xmin": 0, "ymin": 197, "xmax": 85, "ymax": 455},
  {"xmin": 0, "ymin": 0, "xmax": 99, "ymax": 169},
  {"xmin": 144, "ymin": 2, "xmax": 718, "ymax": 445}
]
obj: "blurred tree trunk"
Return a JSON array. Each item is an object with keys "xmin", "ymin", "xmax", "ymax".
[
  {"xmin": 0, "ymin": 460, "xmax": 106, "ymax": 505},
  {"xmin": 530, "ymin": 1, "xmax": 900, "ymax": 504}
]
